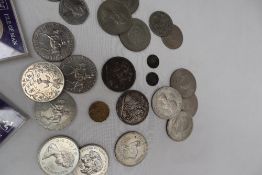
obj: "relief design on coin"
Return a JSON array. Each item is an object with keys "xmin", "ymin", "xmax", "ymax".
[
  {"xmin": 115, "ymin": 131, "xmax": 148, "ymax": 166},
  {"xmin": 182, "ymin": 94, "xmax": 198, "ymax": 117},
  {"xmin": 73, "ymin": 145, "xmax": 109, "ymax": 175},
  {"xmin": 59, "ymin": 0, "xmax": 89, "ymax": 25},
  {"xmin": 0, "ymin": 19, "xmax": 3, "ymax": 39},
  {"xmin": 34, "ymin": 91, "xmax": 77, "ymax": 130},
  {"xmin": 152, "ymin": 86, "xmax": 182, "ymax": 120},
  {"xmin": 21, "ymin": 62, "xmax": 64, "ymax": 102},
  {"xmin": 161, "ymin": 24, "xmax": 183, "ymax": 49},
  {"xmin": 60, "ymin": 55, "xmax": 97, "ymax": 93},
  {"xmin": 33, "ymin": 22, "xmax": 74, "ymax": 62},
  {"xmin": 149, "ymin": 11, "xmax": 173, "ymax": 37},
  {"xmin": 116, "ymin": 90, "xmax": 149, "ymax": 125},
  {"xmin": 38, "ymin": 136, "xmax": 79, "ymax": 175}
]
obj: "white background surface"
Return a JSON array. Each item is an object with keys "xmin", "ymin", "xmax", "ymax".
[{"xmin": 0, "ymin": 0, "xmax": 262, "ymax": 174}]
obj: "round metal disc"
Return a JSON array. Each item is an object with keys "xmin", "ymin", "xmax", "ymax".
[
  {"xmin": 149, "ymin": 11, "xmax": 173, "ymax": 37},
  {"xmin": 147, "ymin": 54, "xmax": 159, "ymax": 69},
  {"xmin": 146, "ymin": 72, "xmax": 159, "ymax": 86},
  {"xmin": 161, "ymin": 24, "xmax": 183, "ymax": 49},
  {"xmin": 182, "ymin": 94, "xmax": 198, "ymax": 117},
  {"xmin": 0, "ymin": 19, "xmax": 3, "ymax": 39},
  {"xmin": 89, "ymin": 101, "xmax": 110, "ymax": 122},
  {"xmin": 111, "ymin": 0, "xmax": 139, "ymax": 14}
]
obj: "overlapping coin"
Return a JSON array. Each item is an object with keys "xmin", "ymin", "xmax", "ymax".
[
  {"xmin": 182, "ymin": 94, "xmax": 198, "ymax": 117},
  {"xmin": 38, "ymin": 136, "xmax": 79, "ymax": 175},
  {"xmin": 115, "ymin": 131, "xmax": 148, "ymax": 166},
  {"xmin": 21, "ymin": 62, "xmax": 64, "ymax": 102},
  {"xmin": 149, "ymin": 11, "xmax": 173, "ymax": 37},
  {"xmin": 0, "ymin": 19, "xmax": 3, "ymax": 39},
  {"xmin": 34, "ymin": 91, "xmax": 76, "ymax": 130},
  {"xmin": 32, "ymin": 22, "xmax": 74, "ymax": 62},
  {"xmin": 161, "ymin": 24, "xmax": 183, "ymax": 49},
  {"xmin": 89, "ymin": 101, "xmax": 110, "ymax": 122},
  {"xmin": 112, "ymin": 0, "xmax": 139, "ymax": 14}
]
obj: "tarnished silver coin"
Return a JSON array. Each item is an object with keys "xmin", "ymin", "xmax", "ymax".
[
  {"xmin": 111, "ymin": 0, "xmax": 139, "ymax": 14},
  {"xmin": 33, "ymin": 22, "xmax": 74, "ymax": 62},
  {"xmin": 73, "ymin": 145, "xmax": 109, "ymax": 175},
  {"xmin": 59, "ymin": 0, "xmax": 89, "ymax": 25},
  {"xmin": 97, "ymin": 1, "xmax": 132, "ymax": 35},
  {"xmin": 116, "ymin": 90, "xmax": 149, "ymax": 125},
  {"xmin": 149, "ymin": 11, "xmax": 173, "ymax": 37},
  {"xmin": 115, "ymin": 131, "xmax": 148, "ymax": 166},
  {"xmin": 152, "ymin": 86, "xmax": 182, "ymax": 120},
  {"xmin": 161, "ymin": 24, "xmax": 183, "ymax": 49},
  {"xmin": 167, "ymin": 111, "xmax": 193, "ymax": 142},
  {"xmin": 119, "ymin": 18, "xmax": 151, "ymax": 52},
  {"xmin": 60, "ymin": 55, "xmax": 97, "ymax": 93},
  {"xmin": 170, "ymin": 68, "xmax": 197, "ymax": 98},
  {"xmin": 34, "ymin": 91, "xmax": 77, "ymax": 130},
  {"xmin": 0, "ymin": 19, "xmax": 3, "ymax": 39},
  {"xmin": 21, "ymin": 62, "xmax": 64, "ymax": 102},
  {"xmin": 182, "ymin": 94, "xmax": 198, "ymax": 117},
  {"xmin": 38, "ymin": 136, "xmax": 79, "ymax": 175}
]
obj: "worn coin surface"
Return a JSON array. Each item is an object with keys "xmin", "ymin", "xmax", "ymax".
[
  {"xmin": 182, "ymin": 94, "xmax": 198, "ymax": 117},
  {"xmin": 0, "ymin": 19, "xmax": 3, "ymax": 39},
  {"xmin": 59, "ymin": 0, "xmax": 89, "ymax": 25},
  {"xmin": 34, "ymin": 91, "xmax": 76, "ymax": 130},
  {"xmin": 73, "ymin": 145, "xmax": 109, "ymax": 175},
  {"xmin": 112, "ymin": 0, "xmax": 139, "ymax": 14},
  {"xmin": 89, "ymin": 101, "xmax": 110, "ymax": 122},
  {"xmin": 97, "ymin": 0, "xmax": 132, "ymax": 35},
  {"xmin": 60, "ymin": 55, "xmax": 97, "ymax": 93},
  {"xmin": 21, "ymin": 62, "xmax": 64, "ymax": 102},
  {"xmin": 167, "ymin": 111, "xmax": 193, "ymax": 142},
  {"xmin": 33, "ymin": 22, "xmax": 74, "ymax": 62},
  {"xmin": 147, "ymin": 54, "xmax": 159, "ymax": 69},
  {"xmin": 149, "ymin": 11, "xmax": 173, "ymax": 37},
  {"xmin": 161, "ymin": 24, "xmax": 183, "ymax": 49},
  {"xmin": 116, "ymin": 90, "xmax": 149, "ymax": 125},
  {"xmin": 38, "ymin": 136, "xmax": 79, "ymax": 175},
  {"xmin": 146, "ymin": 72, "xmax": 159, "ymax": 86},
  {"xmin": 170, "ymin": 68, "xmax": 197, "ymax": 98},
  {"xmin": 102, "ymin": 57, "xmax": 136, "ymax": 92},
  {"xmin": 115, "ymin": 131, "xmax": 148, "ymax": 166},
  {"xmin": 152, "ymin": 86, "xmax": 182, "ymax": 120},
  {"xmin": 119, "ymin": 18, "xmax": 151, "ymax": 52}
]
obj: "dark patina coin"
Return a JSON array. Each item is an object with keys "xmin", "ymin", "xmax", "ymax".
[
  {"xmin": 116, "ymin": 90, "xmax": 149, "ymax": 125},
  {"xmin": 60, "ymin": 55, "xmax": 97, "ymax": 93},
  {"xmin": 149, "ymin": 11, "xmax": 173, "ymax": 37},
  {"xmin": 89, "ymin": 101, "xmax": 110, "ymax": 122},
  {"xmin": 102, "ymin": 57, "xmax": 136, "ymax": 92},
  {"xmin": 146, "ymin": 72, "xmax": 159, "ymax": 86},
  {"xmin": 147, "ymin": 54, "xmax": 159, "ymax": 68},
  {"xmin": 161, "ymin": 24, "xmax": 183, "ymax": 49},
  {"xmin": 111, "ymin": 0, "xmax": 139, "ymax": 14}
]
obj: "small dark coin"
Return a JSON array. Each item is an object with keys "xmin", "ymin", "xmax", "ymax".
[
  {"xmin": 59, "ymin": 0, "xmax": 89, "ymax": 25},
  {"xmin": 147, "ymin": 54, "xmax": 159, "ymax": 68},
  {"xmin": 182, "ymin": 94, "xmax": 198, "ymax": 117},
  {"xmin": 170, "ymin": 68, "xmax": 196, "ymax": 98},
  {"xmin": 111, "ymin": 0, "xmax": 139, "ymax": 14},
  {"xmin": 97, "ymin": 1, "xmax": 132, "ymax": 35},
  {"xmin": 116, "ymin": 90, "xmax": 149, "ymax": 125},
  {"xmin": 60, "ymin": 55, "xmax": 97, "ymax": 93},
  {"xmin": 119, "ymin": 18, "xmax": 151, "ymax": 52},
  {"xmin": 102, "ymin": 57, "xmax": 136, "ymax": 92},
  {"xmin": 161, "ymin": 24, "xmax": 183, "ymax": 49},
  {"xmin": 146, "ymin": 72, "xmax": 159, "ymax": 86},
  {"xmin": 89, "ymin": 101, "xmax": 110, "ymax": 122},
  {"xmin": 149, "ymin": 11, "xmax": 173, "ymax": 37}
]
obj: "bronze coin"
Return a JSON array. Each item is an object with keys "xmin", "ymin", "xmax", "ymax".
[{"xmin": 89, "ymin": 101, "xmax": 110, "ymax": 122}]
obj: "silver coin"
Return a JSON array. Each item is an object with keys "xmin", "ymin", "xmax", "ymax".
[
  {"xmin": 170, "ymin": 68, "xmax": 197, "ymax": 98},
  {"xmin": 97, "ymin": 0, "xmax": 132, "ymax": 35},
  {"xmin": 115, "ymin": 131, "xmax": 148, "ymax": 166},
  {"xmin": 167, "ymin": 111, "xmax": 193, "ymax": 142},
  {"xmin": 34, "ymin": 91, "xmax": 77, "ymax": 130},
  {"xmin": 38, "ymin": 136, "xmax": 80, "ymax": 175},
  {"xmin": 111, "ymin": 0, "xmax": 139, "ymax": 14},
  {"xmin": 152, "ymin": 86, "xmax": 182, "ymax": 120},
  {"xmin": 161, "ymin": 24, "xmax": 183, "ymax": 49},
  {"xmin": 59, "ymin": 0, "xmax": 89, "ymax": 25},
  {"xmin": 32, "ymin": 22, "xmax": 74, "ymax": 62},
  {"xmin": 119, "ymin": 18, "xmax": 151, "ymax": 52},
  {"xmin": 182, "ymin": 94, "xmax": 198, "ymax": 117},
  {"xmin": 149, "ymin": 11, "xmax": 173, "ymax": 37},
  {"xmin": 73, "ymin": 145, "xmax": 109, "ymax": 175},
  {"xmin": 60, "ymin": 55, "xmax": 97, "ymax": 93},
  {"xmin": 0, "ymin": 19, "xmax": 3, "ymax": 39},
  {"xmin": 21, "ymin": 62, "xmax": 64, "ymax": 102}
]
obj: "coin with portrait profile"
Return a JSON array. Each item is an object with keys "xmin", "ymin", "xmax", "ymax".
[
  {"xmin": 89, "ymin": 101, "xmax": 109, "ymax": 122},
  {"xmin": 0, "ymin": 19, "xmax": 3, "ymax": 39}
]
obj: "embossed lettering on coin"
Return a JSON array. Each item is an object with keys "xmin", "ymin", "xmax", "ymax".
[
  {"xmin": 112, "ymin": 0, "xmax": 139, "ymax": 14},
  {"xmin": 89, "ymin": 101, "xmax": 110, "ymax": 122},
  {"xmin": 115, "ymin": 131, "xmax": 148, "ymax": 166},
  {"xmin": 149, "ymin": 11, "xmax": 173, "ymax": 37},
  {"xmin": 161, "ymin": 24, "xmax": 183, "ymax": 49},
  {"xmin": 21, "ymin": 62, "xmax": 64, "ymax": 102},
  {"xmin": 0, "ymin": 19, "xmax": 3, "ymax": 39},
  {"xmin": 182, "ymin": 94, "xmax": 198, "ymax": 117}
]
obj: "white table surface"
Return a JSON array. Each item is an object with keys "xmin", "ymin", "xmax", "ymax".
[{"xmin": 1, "ymin": 0, "xmax": 262, "ymax": 174}]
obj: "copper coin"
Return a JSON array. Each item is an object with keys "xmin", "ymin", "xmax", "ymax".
[{"xmin": 89, "ymin": 101, "xmax": 109, "ymax": 122}]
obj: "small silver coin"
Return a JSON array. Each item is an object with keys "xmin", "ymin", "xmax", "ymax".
[
  {"xmin": 34, "ymin": 91, "xmax": 77, "ymax": 130},
  {"xmin": 152, "ymin": 86, "xmax": 182, "ymax": 120},
  {"xmin": 182, "ymin": 94, "xmax": 198, "ymax": 117},
  {"xmin": 60, "ymin": 55, "xmax": 97, "ymax": 93},
  {"xmin": 167, "ymin": 111, "xmax": 193, "ymax": 142},
  {"xmin": 33, "ymin": 22, "xmax": 74, "ymax": 62},
  {"xmin": 97, "ymin": 1, "xmax": 132, "ymax": 35},
  {"xmin": 0, "ymin": 19, "xmax": 3, "ymax": 39},
  {"xmin": 111, "ymin": 0, "xmax": 139, "ymax": 14},
  {"xmin": 59, "ymin": 0, "xmax": 89, "ymax": 25},
  {"xmin": 119, "ymin": 18, "xmax": 151, "ymax": 52},
  {"xmin": 149, "ymin": 11, "xmax": 173, "ymax": 37},
  {"xmin": 115, "ymin": 131, "xmax": 148, "ymax": 166},
  {"xmin": 161, "ymin": 24, "xmax": 183, "ymax": 49},
  {"xmin": 38, "ymin": 136, "xmax": 80, "ymax": 175},
  {"xmin": 73, "ymin": 145, "xmax": 109, "ymax": 175},
  {"xmin": 21, "ymin": 62, "xmax": 64, "ymax": 102},
  {"xmin": 170, "ymin": 68, "xmax": 197, "ymax": 98}
]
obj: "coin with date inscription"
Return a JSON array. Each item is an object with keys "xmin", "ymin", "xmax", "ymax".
[{"xmin": 0, "ymin": 19, "xmax": 3, "ymax": 39}]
